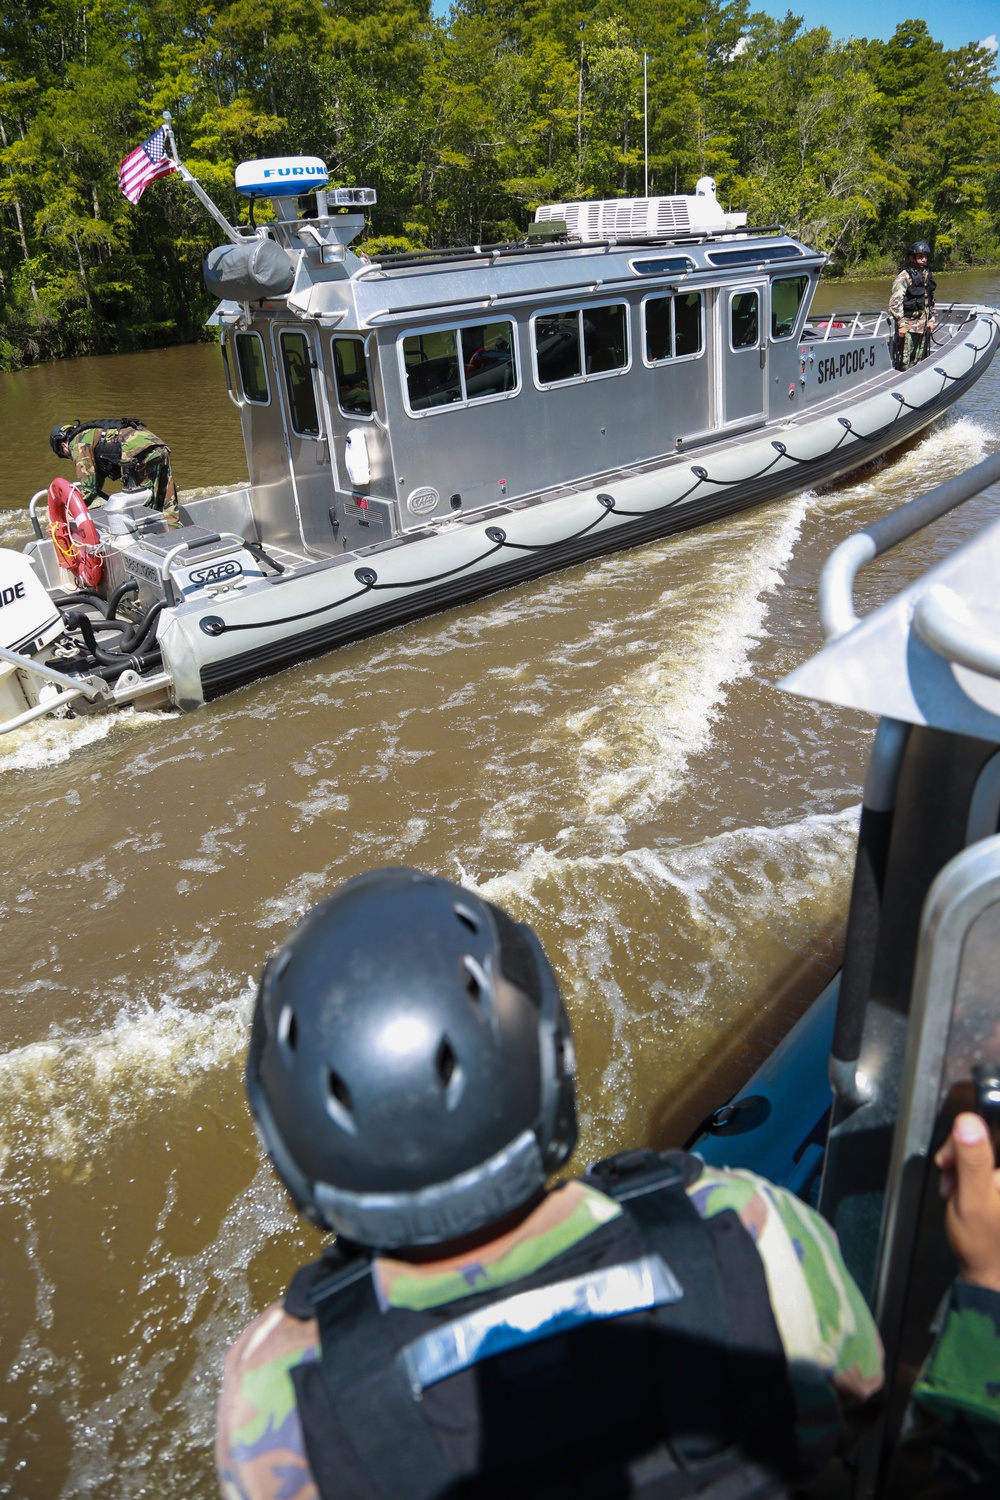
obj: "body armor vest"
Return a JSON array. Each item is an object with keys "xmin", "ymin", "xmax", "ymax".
[
  {"xmin": 285, "ymin": 1151, "xmax": 797, "ymax": 1500},
  {"xmin": 67, "ymin": 419, "xmax": 151, "ymax": 481},
  {"xmin": 902, "ymin": 265, "xmax": 936, "ymax": 318}
]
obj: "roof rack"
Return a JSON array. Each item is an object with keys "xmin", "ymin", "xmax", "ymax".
[{"xmin": 356, "ymin": 223, "xmax": 790, "ymax": 276}]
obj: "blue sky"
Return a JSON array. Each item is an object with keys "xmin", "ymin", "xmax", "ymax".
[
  {"xmin": 752, "ymin": 2, "xmax": 996, "ymax": 54},
  {"xmin": 429, "ymin": 1, "xmax": 997, "ymax": 56}
]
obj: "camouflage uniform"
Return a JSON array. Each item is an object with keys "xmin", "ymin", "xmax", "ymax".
[
  {"xmin": 67, "ymin": 422, "xmax": 180, "ymax": 528},
  {"xmin": 216, "ymin": 1164, "xmax": 884, "ymax": 1500},
  {"xmin": 889, "ymin": 265, "xmax": 935, "ymax": 370},
  {"xmin": 889, "ymin": 1281, "xmax": 1000, "ymax": 1496}
]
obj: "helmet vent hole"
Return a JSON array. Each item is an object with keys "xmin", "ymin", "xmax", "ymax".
[
  {"xmin": 437, "ymin": 1037, "xmax": 456, "ymax": 1085},
  {"xmin": 436, "ymin": 1036, "xmax": 465, "ymax": 1111},
  {"xmin": 278, "ymin": 1004, "xmax": 297, "ymax": 1053},
  {"xmin": 453, "ymin": 902, "xmax": 480, "ymax": 935},
  {"xmin": 329, "ymin": 1069, "xmax": 351, "ymax": 1108},
  {"xmin": 325, "ymin": 1069, "xmax": 357, "ymax": 1135},
  {"xmin": 462, "ymin": 955, "xmax": 491, "ymax": 1011}
]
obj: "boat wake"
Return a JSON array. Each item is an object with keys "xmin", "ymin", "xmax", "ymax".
[
  {"xmin": 0, "ymin": 805, "xmax": 859, "ymax": 1191},
  {"xmin": 476, "ymin": 804, "xmax": 859, "ymax": 1155},
  {"xmin": 813, "ymin": 413, "xmax": 996, "ymax": 517},
  {"xmin": 561, "ymin": 493, "xmax": 810, "ymax": 832},
  {"xmin": 0, "ymin": 704, "xmax": 174, "ymax": 775}
]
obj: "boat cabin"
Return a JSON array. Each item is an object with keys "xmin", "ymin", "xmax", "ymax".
[{"xmin": 206, "ymin": 159, "xmax": 889, "ymax": 564}]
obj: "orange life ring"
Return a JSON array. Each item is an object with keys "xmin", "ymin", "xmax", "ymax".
[{"xmin": 47, "ymin": 477, "xmax": 104, "ymax": 590}]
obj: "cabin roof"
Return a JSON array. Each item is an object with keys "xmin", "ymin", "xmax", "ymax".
[
  {"xmin": 782, "ymin": 510, "xmax": 1000, "ymax": 744},
  {"xmin": 275, "ymin": 228, "xmax": 825, "ymax": 331}
]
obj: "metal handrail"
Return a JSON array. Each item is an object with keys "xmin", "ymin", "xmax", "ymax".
[
  {"xmin": 160, "ymin": 532, "xmax": 247, "ymax": 577},
  {"xmin": 819, "ymin": 448, "xmax": 1000, "ymax": 642},
  {"xmin": 28, "ymin": 489, "xmax": 48, "ymax": 540},
  {"xmin": 0, "ymin": 688, "xmax": 95, "ymax": 735},
  {"xmin": 912, "ymin": 586, "xmax": 1000, "ymax": 680},
  {"xmin": 0, "ymin": 643, "xmax": 109, "ymax": 701}
]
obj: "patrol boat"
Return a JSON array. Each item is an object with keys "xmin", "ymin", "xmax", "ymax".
[
  {"xmin": 695, "ymin": 446, "xmax": 1000, "ymax": 1490},
  {"xmin": 1, "ymin": 149, "xmax": 997, "ymax": 733}
]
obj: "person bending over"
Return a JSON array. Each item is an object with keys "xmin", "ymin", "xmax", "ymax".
[{"xmin": 50, "ymin": 418, "xmax": 180, "ymax": 528}]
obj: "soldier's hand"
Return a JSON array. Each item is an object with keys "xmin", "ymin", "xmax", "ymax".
[{"xmin": 936, "ymin": 1112, "xmax": 1000, "ymax": 1292}]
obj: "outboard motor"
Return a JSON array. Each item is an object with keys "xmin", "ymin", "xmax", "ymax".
[{"xmin": 0, "ymin": 550, "xmax": 66, "ymax": 725}]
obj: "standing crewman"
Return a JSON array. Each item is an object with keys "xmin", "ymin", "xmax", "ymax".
[
  {"xmin": 889, "ymin": 241, "xmax": 936, "ymax": 371},
  {"xmin": 217, "ymin": 867, "xmax": 883, "ymax": 1500},
  {"xmin": 49, "ymin": 418, "xmax": 181, "ymax": 528}
]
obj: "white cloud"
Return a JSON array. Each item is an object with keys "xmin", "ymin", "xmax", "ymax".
[{"xmin": 979, "ymin": 34, "xmax": 998, "ymax": 52}]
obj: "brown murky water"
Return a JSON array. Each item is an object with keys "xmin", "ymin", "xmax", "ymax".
[{"xmin": 1, "ymin": 273, "xmax": 999, "ymax": 1496}]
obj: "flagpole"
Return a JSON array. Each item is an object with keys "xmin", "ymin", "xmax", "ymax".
[{"xmin": 161, "ymin": 112, "xmax": 241, "ymax": 244}]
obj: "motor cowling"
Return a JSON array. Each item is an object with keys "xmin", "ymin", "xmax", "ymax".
[
  {"xmin": 0, "ymin": 549, "xmax": 65, "ymax": 725},
  {"xmin": 0, "ymin": 551, "xmax": 62, "ymax": 662}
]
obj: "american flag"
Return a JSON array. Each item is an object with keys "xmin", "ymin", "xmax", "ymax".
[{"xmin": 118, "ymin": 126, "xmax": 177, "ymax": 204}]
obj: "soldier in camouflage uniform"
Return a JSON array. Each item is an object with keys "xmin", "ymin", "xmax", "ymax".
[
  {"xmin": 889, "ymin": 241, "xmax": 936, "ymax": 371},
  {"xmin": 49, "ymin": 418, "xmax": 180, "ymax": 528},
  {"xmin": 215, "ymin": 870, "xmax": 884, "ymax": 1500}
]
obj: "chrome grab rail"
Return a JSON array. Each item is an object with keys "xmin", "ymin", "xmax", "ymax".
[
  {"xmin": 28, "ymin": 489, "xmax": 48, "ymax": 540},
  {"xmin": 819, "ymin": 448, "xmax": 1000, "ymax": 644},
  {"xmin": 912, "ymin": 586, "xmax": 1000, "ymax": 680},
  {"xmin": 160, "ymin": 532, "xmax": 248, "ymax": 577}
]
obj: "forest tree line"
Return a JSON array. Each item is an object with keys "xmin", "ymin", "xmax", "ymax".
[{"xmin": 1, "ymin": 0, "xmax": 999, "ymax": 369}]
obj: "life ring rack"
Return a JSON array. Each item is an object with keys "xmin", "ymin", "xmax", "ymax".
[{"xmin": 47, "ymin": 477, "xmax": 105, "ymax": 591}]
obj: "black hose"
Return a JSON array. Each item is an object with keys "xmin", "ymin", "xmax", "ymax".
[
  {"xmin": 62, "ymin": 608, "xmax": 159, "ymax": 670},
  {"xmin": 92, "ymin": 648, "xmax": 162, "ymax": 683},
  {"xmin": 107, "ymin": 579, "xmax": 139, "ymax": 619},
  {"xmin": 58, "ymin": 589, "xmax": 109, "ymax": 617},
  {"xmin": 119, "ymin": 600, "xmax": 165, "ymax": 655}
]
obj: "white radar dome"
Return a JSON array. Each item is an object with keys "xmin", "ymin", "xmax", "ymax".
[{"xmin": 235, "ymin": 157, "xmax": 329, "ymax": 198}]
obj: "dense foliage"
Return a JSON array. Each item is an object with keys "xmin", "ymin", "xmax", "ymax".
[{"xmin": 1, "ymin": 1, "xmax": 998, "ymax": 368}]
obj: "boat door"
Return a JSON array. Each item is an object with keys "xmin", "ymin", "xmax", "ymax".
[
  {"xmin": 270, "ymin": 323, "xmax": 338, "ymax": 555},
  {"xmin": 717, "ymin": 282, "xmax": 768, "ymax": 428}
]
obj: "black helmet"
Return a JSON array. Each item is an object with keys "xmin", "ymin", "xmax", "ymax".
[
  {"xmin": 246, "ymin": 868, "xmax": 578, "ymax": 1249},
  {"xmin": 907, "ymin": 240, "xmax": 931, "ymax": 259},
  {"xmin": 49, "ymin": 423, "xmax": 74, "ymax": 457}
]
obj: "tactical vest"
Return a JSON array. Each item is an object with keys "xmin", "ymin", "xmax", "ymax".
[
  {"xmin": 67, "ymin": 419, "xmax": 151, "ymax": 480},
  {"xmin": 901, "ymin": 265, "xmax": 936, "ymax": 318},
  {"xmin": 285, "ymin": 1150, "xmax": 798, "ymax": 1500}
]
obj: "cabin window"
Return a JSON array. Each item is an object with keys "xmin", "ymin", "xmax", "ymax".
[
  {"xmin": 535, "ymin": 312, "xmax": 581, "ymax": 383},
  {"xmin": 280, "ymin": 330, "xmax": 321, "ymax": 435},
  {"xmin": 730, "ymin": 292, "xmax": 760, "ymax": 350},
  {"xmin": 533, "ymin": 302, "xmax": 629, "ymax": 387},
  {"xmin": 235, "ymin": 332, "xmax": 269, "ymax": 404},
  {"xmin": 771, "ymin": 276, "xmax": 809, "ymax": 340},
  {"xmin": 630, "ymin": 255, "xmax": 696, "ymax": 276},
  {"xmin": 461, "ymin": 322, "xmax": 518, "ymax": 399},
  {"xmin": 401, "ymin": 320, "xmax": 518, "ymax": 414},
  {"xmin": 332, "ymin": 337, "xmax": 374, "ymax": 417},
  {"xmin": 708, "ymin": 245, "xmax": 804, "ymax": 268},
  {"xmin": 642, "ymin": 293, "xmax": 703, "ymax": 364}
]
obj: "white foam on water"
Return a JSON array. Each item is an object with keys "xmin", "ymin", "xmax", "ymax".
[
  {"xmin": 0, "ymin": 984, "xmax": 255, "ymax": 1189},
  {"xmin": 478, "ymin": 804, "xmax": 860, "ymax": 1152},
  {"xmin": 561, "ymin": 493, "xmax": 811, "ymax": 830},
  {"xmin": 813, "ymin": 414, "xmax": 995, "ymax": 517},
  {"xmin": 0, "ymin": 704, "xmax": 172, "ymax": 775},
  {"xmin": 0, "ymin": 506, "xmax": 31, "ymax": 547}
]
